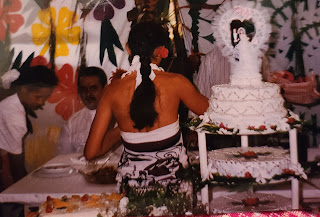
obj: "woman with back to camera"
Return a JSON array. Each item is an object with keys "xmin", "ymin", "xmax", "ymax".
[
  {"xmin": 0, "ymin": 65, "xmax": 58, "ymax": 188},
  {"xmin": 84, "ymin": 22, "xmax": 209, "ymax": 190}
]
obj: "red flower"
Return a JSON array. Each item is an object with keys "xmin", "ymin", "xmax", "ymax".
[
  {"xmin": 219, "ymin": 123, "xmax": 229, "ymax": 130},
  {"xmin": 244, "ymin": 172, "xmax": 252, "ymax": 178},
  {"xmin": 283, "ymin": 169, "xmax": 295, "ymax": 175},
  {"xmin": 153, "ymin": 46, "xmax": 169, "ymax": 59},
  {"xmin": 270, "ymin": 125, "xmax": 277, "ymax": 130},
  {"xmin": 30, "ymin": 55, "xmax": 49, "ymax": 67},
  {"xmin": 30, "ymin": 56, "xmax": 83, "ymax": 120},
  {"xmin": 258, "ymin": 125, "xmax": 266, "ymax": 131},
  {"xmin": 241, "ymin": 151, "xmax": 257, "ymax": 158},
  {"xmin": 248, "ymin": 126, "xmax": 255, "ymax": 130},
  {"xmin": 47, "ymin": 64, "xmax": 84, "ymax": 120},
  {"xmin": 287, "ymin": 117, "xmax": 295, "ymax": 124},
  {"xmin": 0, "ymin": 0, "xmax": 24, "ymax": 40},
  {"xmin": 242, "ymin": 197, "xmax": 259, "ymax": 206}
]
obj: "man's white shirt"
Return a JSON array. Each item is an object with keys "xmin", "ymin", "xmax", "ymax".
[
  {"xmin": 0, "ymin": 93, "xmax": 27, "ymax": 154},
  {"xmin": 57, "ymin": 107, "xmax": 96, "ymax": 154}
]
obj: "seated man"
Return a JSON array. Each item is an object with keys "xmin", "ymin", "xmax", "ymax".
[{"xmin": 56, "ymin": 66, "xmax": 107, "ymax": 154}]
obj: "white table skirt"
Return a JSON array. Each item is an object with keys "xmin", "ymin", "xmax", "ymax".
[{"xmin": 0, "ymin": 153, "xmax": 118, "ymax": 206}]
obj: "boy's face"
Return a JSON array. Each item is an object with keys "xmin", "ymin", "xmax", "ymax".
[
  {"xmin": 78, "ymin": 76, "xmax": 104, "ymax": 110},
  {"xmin": 19, "ymin": 86, "xmax": 55, "ymax": 111}
]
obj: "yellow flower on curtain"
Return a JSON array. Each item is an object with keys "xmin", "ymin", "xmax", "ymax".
[{"xmin": 32, "ymin": 7, "xmax": 81, "ymax": 57}]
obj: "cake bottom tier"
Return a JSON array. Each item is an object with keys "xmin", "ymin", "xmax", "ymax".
[
  {"xmin": 210, "ymin": 192, "xmax": 291, "ymax": 213},
  {"xmin": 208, "ymin": 147, "xmax": 293, "ymax": 183}
]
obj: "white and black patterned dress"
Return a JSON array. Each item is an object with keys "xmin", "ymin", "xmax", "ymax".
[{"xmin": 116, "ymin": 120, "xmax": 188, "ymax": 190}]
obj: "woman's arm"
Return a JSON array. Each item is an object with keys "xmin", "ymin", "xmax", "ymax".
[
  {"xmin": 176, "ymin": 74, "xmax": 209, "ymax": 115},
  {"xmin": 84, "ymin": 88, "xmax": 116, "ymax": 160}
]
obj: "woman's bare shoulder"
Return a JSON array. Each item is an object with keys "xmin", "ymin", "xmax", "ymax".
[{"xmin": 157, "ymin": 71, "xmax": 189, "ymax": 83}]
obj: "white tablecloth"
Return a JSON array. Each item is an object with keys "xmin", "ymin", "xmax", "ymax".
[{"xmin": 0, "ymin": 153, "xmax": 118, "ymax": 206}]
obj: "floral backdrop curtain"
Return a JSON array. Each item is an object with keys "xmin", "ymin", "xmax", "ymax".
[{"xmin": 0, "ymin": 0, "xmax": 134, "ymax": 171}]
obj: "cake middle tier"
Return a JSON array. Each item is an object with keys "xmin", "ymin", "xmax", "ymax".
[{"xmin": 205, "ymin": 82, "xmax": 288, "ymax": 131}]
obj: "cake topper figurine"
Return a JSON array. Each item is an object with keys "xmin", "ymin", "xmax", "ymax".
[{"xmin": 212, "ymin": 0, "xmax": 271, "ymax": 86}]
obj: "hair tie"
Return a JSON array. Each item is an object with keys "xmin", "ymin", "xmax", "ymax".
[{"xmin": 1, "ymin": 69, "xmax": 20, "ymax": 89}]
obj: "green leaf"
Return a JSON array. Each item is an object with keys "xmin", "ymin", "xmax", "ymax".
[
  {"xmin": 100, "ymin": 19, "xmax": 124, "ymax": 66},
  {"xmin": 201, "ymin": 34, "xmax": 215, "ymax": 44},
  {"xmin": 260, "ymin": 0, "xmax": 276, "ymax": 9},
  {"xmin": 11, "ymin": 51, "xmax": 22, "ymax": 70},
  {"xmin": 33, "ymin": 0, "xmax": 51, "ymax": 9},
  {"xmin": 159, "ymin": 0, "xmax": 170, "ymax": 17}
]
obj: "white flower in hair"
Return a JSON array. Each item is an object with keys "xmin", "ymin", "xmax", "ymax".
[
  {"xmin": 121, "ymin": 55, "xmax": 163, "ymax": 89},
  {"xmin": 1, "ymin": 69, "xmax": 20, "ymax": 89}
]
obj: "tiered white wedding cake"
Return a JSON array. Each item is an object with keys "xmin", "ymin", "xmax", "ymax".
[
  {"xmin": 198, "ymin": 0, "xmax": 306, "ymax": 183},
  {"xmin": 201, "ymin": 0, "xmax": 293, "ymax": 135}
]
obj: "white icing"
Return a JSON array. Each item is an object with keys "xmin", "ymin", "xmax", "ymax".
[
  {"xmin": 203, "ymin": 82, "xmax": 288, "ymax": 134},
  {"xmin": 208, "ymin": 147, "xmax": 291, "ymax": 184}
]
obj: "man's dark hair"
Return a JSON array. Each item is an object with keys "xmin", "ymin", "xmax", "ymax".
[
  {"xmin": 12, "ymin": 65, "xmax": 58, "ymax": 88},
  {"xmin": 77, "ymin": 66, "xmax": 107, "ymax": 87}
]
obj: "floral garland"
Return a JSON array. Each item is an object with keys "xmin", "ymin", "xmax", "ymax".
[
  {"xmin": 187, "ymin": 110, "xmax": 310, "ymax": 135},
  {"xmin": 208, "ymin": 169, "xmax": 304, "ymax": 187},
  {"xmin": 120, "ymin": 163, "xmax": 207, "ymax": 216}
]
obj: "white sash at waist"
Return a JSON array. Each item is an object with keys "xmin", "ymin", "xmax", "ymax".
[{"xmin": 120, "ymin": 120, "xmax": 180, "ymax": 144}]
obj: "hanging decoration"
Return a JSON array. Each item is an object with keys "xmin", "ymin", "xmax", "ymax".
[
  {"xmin": 180, "ymin": 0, "xmax": 221, "ymax": 54},
  {"xmin": 89, "ymin": 0, "xmax": 126, "ymax": 66},
  {"xmin": 99, "ymin": 18, "xmax": 123, "ymax": 66}
]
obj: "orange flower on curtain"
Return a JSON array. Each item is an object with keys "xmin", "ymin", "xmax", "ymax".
[
  {"xmin": 31, "ymin": 6, "xmax": 81, "ymax": 57},
  {"xmin": 0, "ymin": 0, "xmax": 24, "ymax": 40},
  {"xmin": 47, "ymin": 64, "xmax": 84, "ymax": 120},
  {"xmin": 30, "ymin": 55, "xmax": 84, "ymax": 120}
]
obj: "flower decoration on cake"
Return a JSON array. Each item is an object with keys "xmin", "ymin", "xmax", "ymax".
[
  {"xmin": 247, "ymin": 125, "xmax": 267, "ymax": 132},
  {"xmin": 240, "ymin": 151, "xmax": 257, "ymax": 158},
  {"xmin": 242, "ymin": 197, "xmax": 259, "ymax": 206}
]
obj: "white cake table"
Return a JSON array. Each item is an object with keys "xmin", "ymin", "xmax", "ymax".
[
  {"xmin": 196, "ymin": 128, "xmax": 301, "ymax": 211},
  {"xmin": 0, "ymin": 153, "xmax": 118, "ymax": 206}
]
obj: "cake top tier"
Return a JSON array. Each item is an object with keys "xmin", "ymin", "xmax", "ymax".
[{"xmin": 212, "ymin": 0, "xmax": 271, "ymax": 86}]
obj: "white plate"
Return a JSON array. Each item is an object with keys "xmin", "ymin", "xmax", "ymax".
[
  {"xmin": 41, "ymin": 163, "xmax": 71, "ymax": 174},
  {"xmin": 70, "ymin": 155, "xmax": 110, "ymax": 165},
  {"xmin": 33, "ymin": 167, "xmax": 76, "ymax": 178}
]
